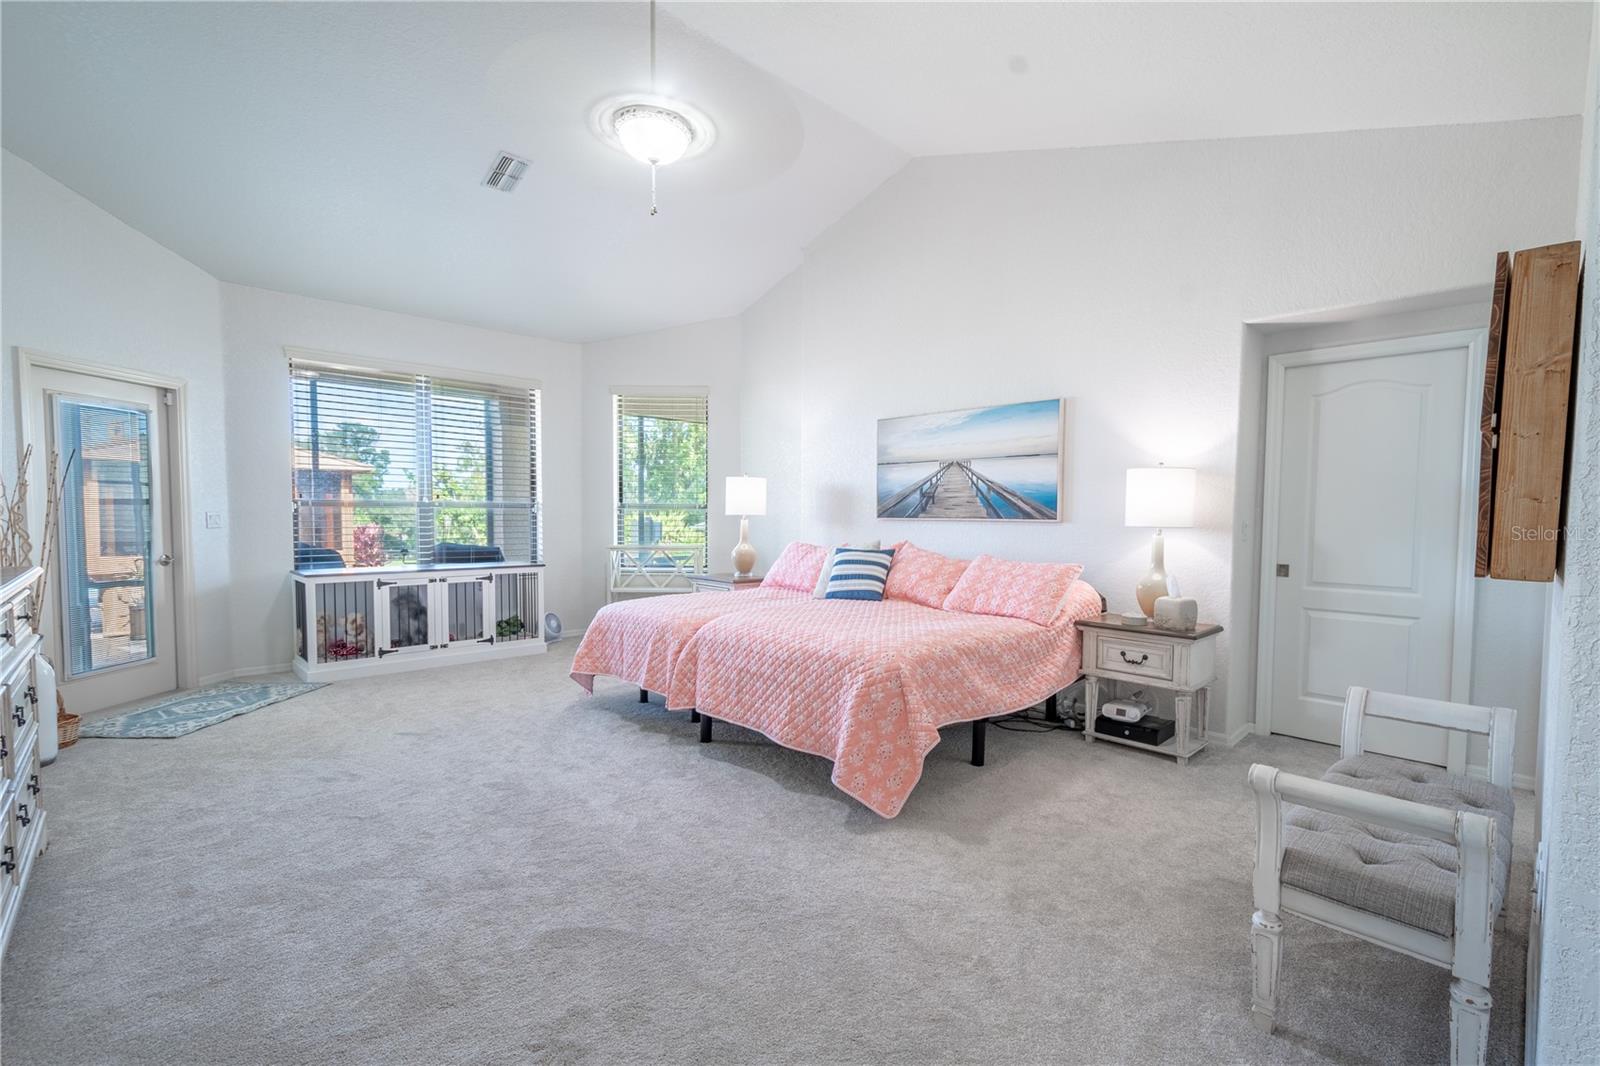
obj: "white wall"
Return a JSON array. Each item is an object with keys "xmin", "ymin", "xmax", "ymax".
[
  {"xmin": 1528, "ymin": 17, "xmax": 1600, "ymax": 1061},
  {"xmin": 739, "ymin": 118, "xmax": 1582, "ymax": 739},
  {"xmin": 1, "ymin": 150, "xmax": 235, "ymax": 682},
  {"xmin": 579, "ymin": 317, "xmax": 743, "ymax": 622},
  {"xmin": 219, "ymin": 284, "xmax": 584, "ymax": 675}
]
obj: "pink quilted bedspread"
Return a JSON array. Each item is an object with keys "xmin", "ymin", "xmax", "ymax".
[
  {"xmin": 570, "ymin": 588, "xmax": 807, "ymax": 696},
  {"xmin": 665, "ymin": 580, "xmax": 1103, "ymax": 818}
]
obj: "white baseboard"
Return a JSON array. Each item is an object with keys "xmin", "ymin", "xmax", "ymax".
[
  {"xmin": 197, "ymin": 662, "xmax": 293, "ymax": 686},
  {"xmin": 1207, "ymin": 724, "xmax": 1254, "ymax": 748}
]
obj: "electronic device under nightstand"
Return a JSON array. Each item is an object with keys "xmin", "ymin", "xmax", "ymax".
[{"xmin": 1073, "ymin": 613, "xmax": 1223, "ymax": 765}]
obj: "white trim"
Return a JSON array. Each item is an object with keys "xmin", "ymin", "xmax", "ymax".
[
  {"xmin": 198, "ymin": 662, "xmax": 295, "ymax": 686},
  {"xmin": 1253, "ymin": 329, "xmax": 1486, "ymax": 742},
  {"xmin": 283, "ymin": 345, "xmax": 544, "ymax": 392},
  {"xmin": 1207, "ymin": 723, "xmax": 1255, "ymax": 748},
  {"xmin": 14, "ymin": 347, "xmax": 201, "ymax": 691}
]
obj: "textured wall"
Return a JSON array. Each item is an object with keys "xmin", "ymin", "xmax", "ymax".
[
  {"xmin": 1531, "ymin": 64, "xmax": 1600, "ymax": 1063},
  {"xmin": 738, "ymin": 118, "xmax": 1581, "ymax": 737}
]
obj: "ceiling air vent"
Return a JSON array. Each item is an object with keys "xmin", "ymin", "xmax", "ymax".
[{"xmin": 482, "ymin": 151, "xmax": 530, "ymax": 192}]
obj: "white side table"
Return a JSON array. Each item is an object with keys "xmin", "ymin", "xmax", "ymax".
[
  {"xmin": 687, "ymin": 572, "xmax": 765, "ymax": 593},
  {"xmin": 1076, "ymin": 614, "xmax": 1222, "ymax": 764}
]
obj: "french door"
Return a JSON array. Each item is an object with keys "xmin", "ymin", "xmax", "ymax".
[{"xmin": 33, "ymin": 367, "xmax": 180, "ymax": 711}]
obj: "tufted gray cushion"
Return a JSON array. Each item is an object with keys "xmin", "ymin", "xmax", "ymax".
[{"xmin": 1280, "ymin": 754, "xmax": 1514, "ymax": 937}]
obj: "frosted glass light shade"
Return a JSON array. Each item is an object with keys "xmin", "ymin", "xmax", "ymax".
[
  {"xmin": 725, "ymin": 476, "xmax": 767, "ymax": 516},
  {"xmin": 1125, "ymin": 467, "xmax": 1196, "ymax": 528},
  {"xmin": 613, "ymin": 105, "xmax": 694, "ymax": 166}
]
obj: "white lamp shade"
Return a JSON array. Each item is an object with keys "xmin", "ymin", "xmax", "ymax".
[
  {"xmin": 1125, "ymin": 467, "xmax": 1196, "ymax": 528},
  {"xmin": 725, "ymin": 476, "xmax": 767, "ymax": 516}
]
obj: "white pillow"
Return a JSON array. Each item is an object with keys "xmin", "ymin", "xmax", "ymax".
[{"xmin": 813, "ymin": 539, "xmax": 881, "ymax": 597}]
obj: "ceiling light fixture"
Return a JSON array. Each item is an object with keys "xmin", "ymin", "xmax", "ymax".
[{"xmin": 594, "ymin": 0, "xmax": 714, "ymax": 216}]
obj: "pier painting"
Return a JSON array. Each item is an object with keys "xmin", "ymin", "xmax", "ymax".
[{"xmin": 877, "ymin": 399, "xmax": 1062, "ymax": 521}]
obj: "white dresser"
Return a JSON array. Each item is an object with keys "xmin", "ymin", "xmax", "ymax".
[{"xmin": 0, "ymin": 565, "xmax": 50, "ymax": 957}]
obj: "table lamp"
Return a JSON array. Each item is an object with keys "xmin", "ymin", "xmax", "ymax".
[
  {"xmin": 725, "ymin": 475, "xmax": 767, "ymax": 577},
  {"xmin": 1125, "ymin": 465, "xmax": 1196, "ymax": 618}
]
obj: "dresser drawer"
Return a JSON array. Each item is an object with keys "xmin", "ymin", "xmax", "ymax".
[
  {"xmin": 2, "ymin": 659, "xmax": 35, "ymax": 749},
  {"xmin": 1094, "ymin": 636, "xmax": 1176, "ymax": 682},
  {"xmin": 0, "ymin": 806, "xmax": 17, "ymax": 907},
  {"xmin": 11, "ymin": 759, "xmax": 40, "ymax": 865}
]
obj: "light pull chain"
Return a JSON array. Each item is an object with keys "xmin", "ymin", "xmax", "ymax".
[{"xmin": 648, "ymin": 0, "xmax": 659, "ymax": 216}]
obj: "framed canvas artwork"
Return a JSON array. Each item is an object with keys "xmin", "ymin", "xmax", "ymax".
[{"xmin": 876, "ymin": 399, "xmax": 1062, "ymax": 520}]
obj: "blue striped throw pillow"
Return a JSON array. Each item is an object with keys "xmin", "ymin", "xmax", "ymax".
[{"xmin": 823, "ymin": 547, "xmax": 897, "ymax": 601}]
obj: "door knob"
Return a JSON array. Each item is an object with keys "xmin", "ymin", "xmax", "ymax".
[{"xmin": 157, "ymin": 554, "xmax": 174, "ymax": 567}]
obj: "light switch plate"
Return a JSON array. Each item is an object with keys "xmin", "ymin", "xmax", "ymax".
[{"xmin": 205, "ymin": 511, "xmax": 223, "ymax": 529}]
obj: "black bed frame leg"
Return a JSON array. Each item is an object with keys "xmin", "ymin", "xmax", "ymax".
[
  {"xmin": 699, "ymin": 714, "xmax": 714, "ymax": 743},
  {"xmin": 1043, "ymin": 692, "xmax": 1061, "ymax": 723},
  {"xmin": 639, "ymin": 688, "xmax": 649, "ymax": 703},
  {"xmin": 971, "ymin": 718, "xmax": 986, "ymax": 767},
  {"xmin": 689, "ymin": 709, "xmax": 701, "ymax": 723}
]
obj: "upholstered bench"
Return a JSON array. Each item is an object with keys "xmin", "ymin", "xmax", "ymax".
[{"xmin": 1249, "ymin": 687, "xmax": 1517, "ymax": 1066}]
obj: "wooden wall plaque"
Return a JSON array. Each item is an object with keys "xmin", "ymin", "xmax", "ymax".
[
  {"xmin": 1475, "ymin": 250, "xmax": 1510, "ymax": 578},
  {"xmin": 1489, "ymin": 240, "xmax": 1582, "ymax": 582}
]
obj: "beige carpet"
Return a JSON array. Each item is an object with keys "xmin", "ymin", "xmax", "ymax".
[{"xmin": 2, "ymin": 642, "xmax": 1531, "ymax": 1065}]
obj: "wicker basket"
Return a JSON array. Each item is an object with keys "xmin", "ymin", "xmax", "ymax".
[{"xmin": 57, "ymin": 691, "xmax": 80, "ymax": 748}]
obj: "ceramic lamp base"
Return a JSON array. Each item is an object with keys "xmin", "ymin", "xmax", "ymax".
[
  {"xmin": 1135, "ymin": 530, "xmax": 1172, "ymax": 618},
  {"xmin": 731, "ymin": 516, "xmax": 757, "ymax": 578}
]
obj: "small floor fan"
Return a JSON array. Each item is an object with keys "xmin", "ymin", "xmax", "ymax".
[{"xmin": 544, "ymin": 612, "xmax": 564, "ymax": 642}]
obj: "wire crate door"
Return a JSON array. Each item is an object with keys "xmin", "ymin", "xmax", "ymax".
[
  {"xmin": 493, "ymin": 571, "xmax": 541, "ymax": 643},
  {"xmin": 439, "ymin": 573, "xmax": 494, "ymax": 647},
  {"xmin": 377, "ymin": 576, "xmax": 436, "ymax": 656}
]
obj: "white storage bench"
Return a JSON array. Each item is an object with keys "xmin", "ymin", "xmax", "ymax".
[{"xmin": 1248, "ymin": 686, "xmax": 1516, "ymax": 1066}]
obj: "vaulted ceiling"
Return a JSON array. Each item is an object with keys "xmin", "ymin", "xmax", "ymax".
[{"xmin": 3, "ymin": 2, "xmax": 1590, "ymax": 343}]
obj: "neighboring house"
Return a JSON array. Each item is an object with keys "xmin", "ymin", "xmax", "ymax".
[
  {"xmin": 291, "ymin": 448, "xmax": 375, "ymax": 565},
  {"xmin": 79, "ymin": 429, "xmax": 150, "ymax": 649}
]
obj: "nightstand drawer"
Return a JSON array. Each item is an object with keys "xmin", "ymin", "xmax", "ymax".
[{"xmin": 1094, "ymin": 636, "xmax": 1175, "ymax": 682}]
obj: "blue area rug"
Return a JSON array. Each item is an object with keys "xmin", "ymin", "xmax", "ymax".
[{"xmin": 77, "ymin": 680, "xmax": 327, "ymax": 739}]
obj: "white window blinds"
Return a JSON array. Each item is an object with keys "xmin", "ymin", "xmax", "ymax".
[
  {"xmin": 291, "ymin": 357, "xmax": 541, "ymax": 569},
  {"xmin": 614, "ymin": 394, "xmax": 708, "ymax": 555}
]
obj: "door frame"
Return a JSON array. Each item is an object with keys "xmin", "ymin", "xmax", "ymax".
[
  {"xmin": 15, "ymin": 347, "xmax": 199, "ymax": 692},
  {"xmin": 1253, "ymin": 329, "xmax": 1486, "ymax": 751}
]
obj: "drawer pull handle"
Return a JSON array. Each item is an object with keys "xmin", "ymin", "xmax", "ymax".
[
  {"xmin": 0, "ymin": 738, "xmax": 8, "ymax": 759},
  {"xmin": 17, "ymin": 804, "xmax": 30, "ymax": 828},
  {"xmin": 15, "ymin": 613, "xmax": 30, "ymax": 622},
  {"xmin": 25, "ymin": 686, "xmax": 37, "ymax": 706},
  {"xmin": 0, "ymin": 631, "xmax": 10, "ymax": 641},
  {"xmin": 1119, "ymin": 650, "xmax": 1150, "ymax": 666},
  {"xmin": 27, "ymin": 775, "xmax": 39, "ymax": 797},
  {"xmin": 11, "ymin": 707, "xmax": 24, "ymax": 727},
  {"xmin": 1, "ymin": 845, "xmax": 13, "ymax": 875}
]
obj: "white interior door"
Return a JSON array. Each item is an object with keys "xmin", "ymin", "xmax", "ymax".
[
  {"xmin": 33, "ymin": 367, "xmax": 180, "ymax": 712},
  {"xmin": 1264, "ymin": 333, "xmax": 1479, "ymax": 764}
]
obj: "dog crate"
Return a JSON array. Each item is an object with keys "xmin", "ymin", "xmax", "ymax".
[{"xmin": 292, "ymin": 563, "xmax": 545, "ymax": 681}]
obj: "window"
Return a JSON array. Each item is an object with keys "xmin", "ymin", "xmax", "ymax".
[
  {"xmin": 290, "ymin": 356, "xmax": 540, "ymax": 569},
  {"xmin": 613, "ymin": 394, "xmax": 708, "ymax": 555}
]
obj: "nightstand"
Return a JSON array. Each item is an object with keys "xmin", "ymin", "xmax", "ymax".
[
  {"xmin": 1075, "ymin": 613, "xmax": 1222, "ymax": 764},
  {"xmin": 688, "ymin": 572, "xmax": 765, "ymax": 593}
]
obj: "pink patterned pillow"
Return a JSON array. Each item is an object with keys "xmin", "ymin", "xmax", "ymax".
[
  {"xmin": 884, "ymin": 543, "xmax": 971, "ymax": 608},
  {"xmin": 762, "ymin": 542, "xmax": 829, "ymax": 592},
  {"xmin": 941, "ymin": 555, "xmax": 1086, "ymax": 626}
]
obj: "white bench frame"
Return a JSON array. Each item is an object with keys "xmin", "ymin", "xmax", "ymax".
[
  {"xmin": 1249, "ymin": 686, "xmax": 1516, "ymax": 1066},
  {"xmin": 607, "ymin": 544, "xmax": 708, "ymax": 603}
]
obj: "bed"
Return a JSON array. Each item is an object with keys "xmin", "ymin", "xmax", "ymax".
[
  {"xmin": 664, "ymin": 578, "xmax": 1104, "ymax": 817},
  {"xmin": 570, "ymin": 585, "xmax": 808, "ymax": 698}
]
